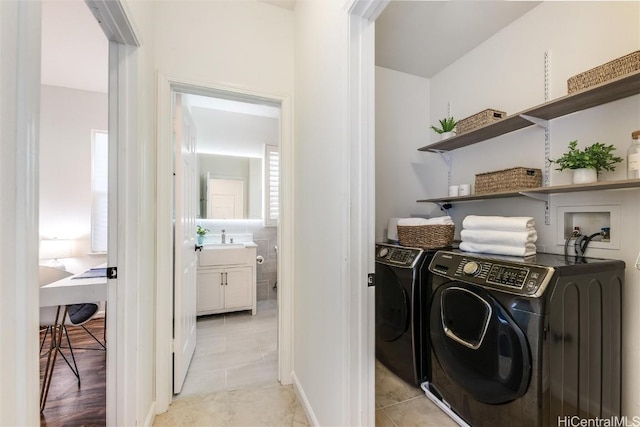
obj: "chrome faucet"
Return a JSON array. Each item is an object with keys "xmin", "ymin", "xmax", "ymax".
[{"xmin": 221, "ymin": 229, "xmax": 226, "ymax": 244}]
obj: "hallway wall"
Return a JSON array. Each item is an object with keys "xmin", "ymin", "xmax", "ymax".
[{"xmin": 39, "ymin": 84, "xmax": 108, "ymax": 273}]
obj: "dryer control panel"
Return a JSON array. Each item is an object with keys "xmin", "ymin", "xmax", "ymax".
[
  {"xmin": 375, "ymin": 243, "xmax": 423, "ymax": 269},
  {"xmin": 429, "ymin": 251, "xmax": 555, "ymax": 298}
]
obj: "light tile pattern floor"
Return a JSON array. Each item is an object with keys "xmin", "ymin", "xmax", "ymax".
[
  {"xmin": 375, "ymin": 361, "xmax": 457, "ymax": 427},
  {"xmin": 154, "ymin": 299, "xmax": 457, "ymax": 426},
  {"xmin": 181, "ymin": 300, "xmax": 279, "ymax": 396},
  {"xmin": 154, "ymin": 300, "xmax": 309, "ymax": 426}
]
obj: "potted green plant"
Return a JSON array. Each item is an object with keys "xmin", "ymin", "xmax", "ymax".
[
  {"xmin": 196, "ymin": 225, "xmax": 209, "ymax": 244},
  {"xmin": 549, "ymin": 140, "xmax": 623, "ymax": 184},
  {"xmin": 430, "ymin": 117, "xmax": 457, "ymax": 140}
]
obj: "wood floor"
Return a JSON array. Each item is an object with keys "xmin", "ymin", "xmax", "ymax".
[{"xmin": 40, "ymin": 318, "xmax": 106, "ymax": 427}]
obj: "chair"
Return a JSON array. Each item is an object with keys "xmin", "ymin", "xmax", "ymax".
[{"xmin": 39, "ymin": 266, "xmax": 105, "ymax": 386}]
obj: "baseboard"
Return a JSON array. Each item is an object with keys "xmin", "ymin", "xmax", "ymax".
[
  {"xmin": 292, "ymin": 372, "xmax": 319, "ymax": 427},
  {"xmin": 143, "ymin": 401, "xmax": 157, "ymax": 427}
]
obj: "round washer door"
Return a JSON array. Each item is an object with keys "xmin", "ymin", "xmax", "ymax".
[
  {"xmin": 375, "ymin": 263, "xmax": 410, "ymax": 342},
  {"xmin": 430, "ymin": 281, "xmax": 531, "ymax": 404}
]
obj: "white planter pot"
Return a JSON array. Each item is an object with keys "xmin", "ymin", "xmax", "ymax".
[
  {"xmin": 572, "ymin": 168, "xmax": 597, "ymax": 184},
  {"xmin": 440, "ymin": 131, "xmax": 453, "ymax": 140}
]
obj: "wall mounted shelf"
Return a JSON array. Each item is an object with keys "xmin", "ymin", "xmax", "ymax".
[
  {"xmin": 417, "ymin": 178, "xmax": 640, "ymax": 204},
  {"xmin": 419, "ymin": 71, "xmax": 640, "ymax": 152}
]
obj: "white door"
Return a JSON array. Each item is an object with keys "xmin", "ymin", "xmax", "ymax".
[
  {"xmin": 173, "ymin": 93, "xmax": 198, "ymax": 393},
  {"xmin": 209, "ymin": 178, "xmax": 244, "ymax": 219}
]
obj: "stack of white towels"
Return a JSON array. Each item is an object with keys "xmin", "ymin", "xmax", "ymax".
[
  {"xmin": 396, "ymin": 216, "xmax": 455, "ymax": 226},
  {"xmin": 459, "ymin": 215, "xmax": 537, "ymax": 257}
]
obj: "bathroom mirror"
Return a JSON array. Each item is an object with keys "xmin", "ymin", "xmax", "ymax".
[
  {"xmin": 198, "ymin": 153, "xmax": 262, "ymax": 219},
  {"xmin": 184, "ymin": 91, "xmax": 280, "ymax": 222}
]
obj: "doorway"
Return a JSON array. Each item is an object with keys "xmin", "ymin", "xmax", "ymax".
[
  {"xmin": 155, "ymin": 77, "xmax": 294, "ymax": 410},
  {"xmin": 172, "ymin": 89, "xmax": 282, "ymax": 394}
]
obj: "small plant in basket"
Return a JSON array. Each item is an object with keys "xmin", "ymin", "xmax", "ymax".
[
  {"xmin": 549, "ymin": 140, "xmax": 623, "ymax": 184},
  {"xmin": 430, "ymin": 117, "xmax": 457, "ymax": 135}
]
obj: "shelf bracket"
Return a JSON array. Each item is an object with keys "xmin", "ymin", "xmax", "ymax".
[
  {"xmin": 520, "ymin": 191, "xmax": 551, "ymax": 226},
  {"xmin": 429, "ymin": 149, "xmax": 452, "ymax": 186},
  {"xmin": 519, "ymin": 192, "xmax": 549, "ymax": 202},
  {"xmin": 519, "ymin": 114, "xmax": 549, "ymax": 129}
]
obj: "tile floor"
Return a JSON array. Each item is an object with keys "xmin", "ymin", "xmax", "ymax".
[
  {"xmin": 375, "ymin": 361, "xmax": 457, "ymax": 427},
  {"xmin": 154, "ymin": 300, "xmax": 309, "ymax": 426},
  {"xmin": 154, "ymin": 299, "xmax": 457, "ymax": 427}
]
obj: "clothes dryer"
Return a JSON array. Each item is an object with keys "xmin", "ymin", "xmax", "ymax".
[
  {"xmin": 375, "ymin": 243, "xmax": 436, "ymax": 386},
  {"xmin": 425, "ymin": 250, "xmax": 624, "ymax": 427}
]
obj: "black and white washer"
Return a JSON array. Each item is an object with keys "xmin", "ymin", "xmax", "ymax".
[
  {"xmin": 425, "ymin": 250, "xmax": 624, "ymax": 427},
  {"xmin": 375, "ymin": 243, "xmax": 437, "ymax": 386}
]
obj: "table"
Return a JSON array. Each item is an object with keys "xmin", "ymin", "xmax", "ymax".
[{"xmin": 39, "ymin": 268, "xmax": 108, "ymax": 412}]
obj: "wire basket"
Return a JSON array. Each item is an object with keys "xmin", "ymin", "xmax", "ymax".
[
  {"xmin": 397, "ymin": 224, "xmax": 455, "ymax": 249},
  {"xmin": 567, "ymin": 50, "xmax": 640, "ymax": 94},
  {"xmin": 475, "ymin": 167, "xmax": 542, "ymax": 194}
]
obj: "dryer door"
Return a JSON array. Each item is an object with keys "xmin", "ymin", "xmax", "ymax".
[
  {"xmin": 375, "ymin": 263, "xmax": 410, "ymax": 342},
  {"xmin": 430, "ymin": 281, "xmax": 531, "ymax": 404}
]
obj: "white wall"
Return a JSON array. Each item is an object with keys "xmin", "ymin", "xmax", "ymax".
[
  {"xmin": 375, "ymin": 66, "xmax": 443, "ymax": 241},
  {"xmin": 424, "ymin": 1, "xmax": 640, "ymax": 416},
  {"xmin": 153, "ymin": 0, "xmax": 294, "ymax": 96},
  {"xmin": 293, "ymin": 0, "xmax": 355, "ymax": 424},
  {"xmin": 39, "ymin": 84, "xmax": 108, "ymax": 273}
]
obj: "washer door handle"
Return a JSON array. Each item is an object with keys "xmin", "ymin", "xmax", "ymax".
[{"xmin": 441, "ymin": 286, "xmax": 492, "ymax": 350}]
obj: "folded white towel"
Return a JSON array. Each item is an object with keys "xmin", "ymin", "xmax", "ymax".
[
  {"xmin": 462, "ymin": 215, "xmax": 535, "ymax": 232},
  {"xmin": 459, "ymin": 241, "xmax": 537, "ymax": 257},
  {"xmin": 397, "ymin": 217, "xmax": 429, "ymax": 226},
  {"xmin": 460, "ymin": 229, "xmax": 537, "ymax": 246},
  {"xmin": 425, "ymin": 216, "xmax": 454, "ymax": 225},
  {"xmin": 397, "ymin": 216, "xmax": 454, "ymax": 226}
]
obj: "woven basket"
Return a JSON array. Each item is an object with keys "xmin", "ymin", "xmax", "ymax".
[
  {"xmin": 475, "ymin": 167, "xmax": 542, "ymax": 194},
  {"xmin": 397, "ymin": 224, "xmax": 455, "ymax": 249},
  {"xmin": 567, "ymin": 50, "xmax": 640, "ymax": 94},
  {"xmin": 457, "ymin": 109, "xmax": 506, "ymax": 135}
]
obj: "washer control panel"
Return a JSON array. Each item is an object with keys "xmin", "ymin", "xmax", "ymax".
[
  {"xmin": 375, "ymin": 243, "xmax": 423, "ymax": 269},
  {"xmin": 429, "ymin": 250, "xmax": 555, "ymax": 297}
]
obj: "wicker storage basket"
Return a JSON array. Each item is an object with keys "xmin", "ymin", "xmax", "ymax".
[
  {"xmin": 397, "ymin": 224, "xmax": 455, "ymax": 249},
  {"xmin": 475, "ymin": 167, "xmax": 542, "ymax": 194},
  {"xmin": 567, "ymin": 50, "xmax": 640, "ymax": 94},
  {"xmin": 457, "ymin": 109, "xmax": 506, "ymax": 134}
]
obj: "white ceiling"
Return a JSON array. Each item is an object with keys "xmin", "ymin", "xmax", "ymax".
[
  {"xmin": 375, "ymin": 1, "xmax": 540, "ymax": 78},
  {"xmin": 39, "ymin": 0, "xmax": 540, "ymax": 93}
]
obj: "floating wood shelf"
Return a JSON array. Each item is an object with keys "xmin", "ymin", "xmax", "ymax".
[
  {"xmin": 417, "ymin": 179, "xmax": 640, "ymax": 204},
  {"xmin": 419, "ymin": 71, "xmax": 640, "ymax": 152}
]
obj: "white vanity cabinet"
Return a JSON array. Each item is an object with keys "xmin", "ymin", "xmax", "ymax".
[{"xmin": 196, "ymin": 244, "xmax": 257, "ymax": 316}]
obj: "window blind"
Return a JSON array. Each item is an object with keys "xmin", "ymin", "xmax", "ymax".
[{"xmin": 265, "ymin": 145, "xmax": 279, "ymax": 227}]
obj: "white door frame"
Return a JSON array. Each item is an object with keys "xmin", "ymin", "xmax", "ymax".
[
  {"xmin": 345, "ymin": 1, "xmax": 387, "ymax": 424},
  {"xmin": 0, "ymin": 1, "xmax": 141, "ymax": 425},
  {"xmin": 0, "ymin": 1, "xmax": 42, "ymax": 424},
  {"xmin": 155, "ymin": 75, "xmax": 294, "ymax": 412},
  {"xmin": 86, "ymin": 2, "xmax": 142, "ymax": 424}
]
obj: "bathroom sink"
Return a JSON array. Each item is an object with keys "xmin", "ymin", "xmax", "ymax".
[
  {"xmin": 199, "ymin": 242, "xmax": 255, "ymax": 266},
  {"xmin": 202, "ymin": 243, "xmax": 246, "ymax": 248}
]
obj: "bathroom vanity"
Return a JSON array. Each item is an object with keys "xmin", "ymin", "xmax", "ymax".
[{"xmin": 196, "ymin": 242, "xmax": 257, "ymax": 316}]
